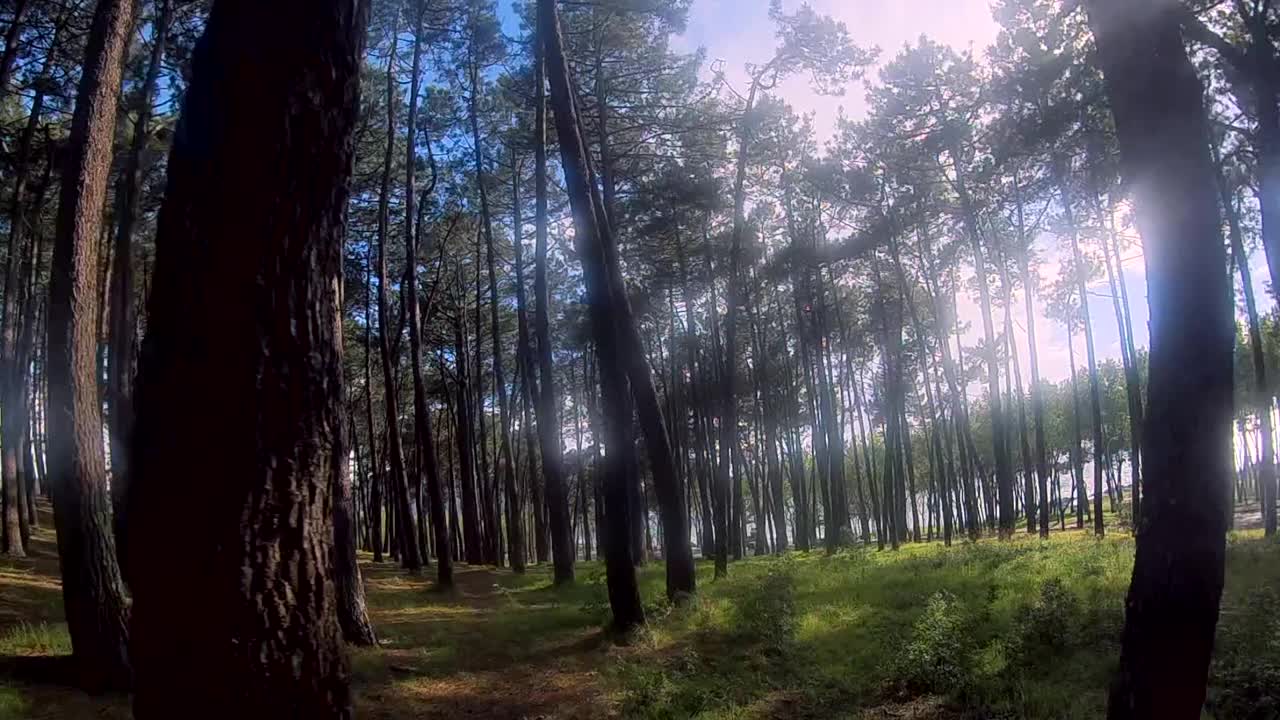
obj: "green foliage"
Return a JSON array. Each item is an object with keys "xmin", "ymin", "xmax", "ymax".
[
  {"xmin": 729, "ymin": 563, "xmax": 798, "ymax": 653},
  {"xmin": 1208, "ymin": 587, "xmax": 1280, "ymax": 719},
  {"xmin": 892, "ymin": 590, "xmax": 974, "ymax": 696},
  {"xmin": 0, "ymin": 622, "xmax": 70, "ymax": 657}
]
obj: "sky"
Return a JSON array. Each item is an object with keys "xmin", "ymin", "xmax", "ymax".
[{"xmin": 675, "ymin": 0, "xmax": 1275, "ymax": 387}]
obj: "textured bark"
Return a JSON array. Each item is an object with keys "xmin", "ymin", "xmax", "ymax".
[
  {"xmin": 532, "ymin": 37, "xmax": 574, "ymax": 583},
  {"xmin": 337, "ymin": 418, "xmax": 376, "ymax": 646},
  {"xmin": 108, "ymin": 0, "xmax": 170, "ymax": 541},
  {"xmin": 1086, "ymin": 2, "xmax": 1232, "ymax": 717},
  {"xmin": 45, "ymin": 0, "xmax": 135, "ymax": 692},
  {"xmin": 126, "ymin": 0, "xmax": 364, "ymax": 714},
  {"xmin": 539, "ymin": 0, "xmax": 643, "ymax": 630}
]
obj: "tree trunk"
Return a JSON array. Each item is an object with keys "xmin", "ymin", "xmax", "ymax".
[
  {"xmin": 511, "ymin": 152, "xmax": 547, "ymax": 565},
  {"xmin": 337, "ymin": 417, "xmax": 376, "ymax": 646},
  {"xmin": 403, "ymin": 3, "xmax": 451, "ymax": 586},
  {"xmin": 107, "ymin": 0, "xmax": 170, "ymax": 542},
  {"xmin": 1058, "ymin": 171, "xmax": 1107, "ymax": 537},
  {"xmin": 531, "ymin": 38, "xmax": 574, "ymax": 583},
  {"xmin": 539, "ymin": 0, "xmax": 643, "ymax": 630},
  {"xmin": 126, "ymin": 1, "xmax": 364, "ymax": 714},
  {"xmin": 45, "ymin": 0, "xmax": 135, "ymax": 692},
  {"xmin": 1085, "ymin": 2, "xmax": 1233, "ymax": 716},
  {"xmin": 0, "ymin": 0, "xmax": 31, "ymax": 100},
  {"xmin": 372, "ymin": 11, "xmax": 421, "ymax": 572},
  {"xmin": 954, "ymin": 174, "xmax": 1015, "ymax": 536},
  {"xmin": 453, "ymin": 311, "xmax": 483, "ymax": 564}
]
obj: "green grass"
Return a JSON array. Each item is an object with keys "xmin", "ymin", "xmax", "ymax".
[
  {"xmin": 606, "ymin": 528, "xmax": 1280, "ymax": 719},
  {"xmin": 3, "ymin": 510, "xmax": 1280, "ymax": 719},
  {"xmin": 0, "ymin": 622, "xmax": 70, "ymax": 657}
]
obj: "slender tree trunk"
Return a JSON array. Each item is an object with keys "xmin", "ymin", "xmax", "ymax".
[
  {"xmin": 951, "ymin": 161, "xmax": 1015, "ymax": 536},
  {"xmin": 540, "ymin": 0, "xmax": 643, "ymax": 629},
  {"xmin": 531, "ymin": 39, "xmax": 574, "ymax": 583},
  {"xmin": 403, "ymin": 3, "xmax": 451, "ymax": 585},
  {"xmin": 467, "ymin": 20, "xmax": 524, "ymax": 573},
  {"xmin": 371, "ymin": 11, "xmax": 421, "ymax": 572},
  {"xmin": 1058, "ymin": 171, "xmax": 1107, "ymax": 537},
  {"xmin": 107, "ymin": 0, "xmax": 170, "ymax": 542},
  {"xmin": 0, "ymin": 0, "xmax": 31, "ymax": 100},
  {"xmin": 1086, "ymin": 3, "xmax": 1232, "ymax": 715},
  {"xmin": 46, "ymin": 0, "xmax": 135, "ymax": 692},
  {"xmin": 1214, "ymin": 145, "xmax": 1275, "ymax": 535},
  {"xmin": 453, "ymin": 311, "xmax": 483, "ymax": 564}
]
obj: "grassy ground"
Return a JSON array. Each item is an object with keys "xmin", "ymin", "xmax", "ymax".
[{"xmin": 1, "ymin": 508, "xmax": 1278, "ymax": 719}]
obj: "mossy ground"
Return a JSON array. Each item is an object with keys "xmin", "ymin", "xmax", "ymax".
[{"xmin": 1, "ymin": 506, "xmax": 1276, "ymax": 719}]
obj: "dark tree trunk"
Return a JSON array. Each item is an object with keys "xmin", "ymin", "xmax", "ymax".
[
  {"xmin": 454, "ymin": 312, "xmax": 483, "ymax": 564},
  {"xmin": 45, "ymin": 0, "xmax": 135, "ymax": 693},
  {"xmin": 0, "ymin": 0, "xmax": 31, "ymax": 99},
  {"xmin": 467, "ymin": 16, "xmax": 524, "ymax": 573},
  {"xmin": 1058, "ymin": 172, "xmax": 1107, "ymax": 537},
  {"xmin": 126, "ymin": 1, "xmax": 365, "ymax": 714},
  {"xmin": 511, "ymin": 150, "xmax": 547, "ymax": 565},
  {"xmin": 107, "ymin": 0, "xmax": 170, "ymax": 542},
  {"xmin": 539, "ymin": 0, "xmax": 643, "ymax": 630},
  {"xmin": 1215, "ymin": 144, "xmax": 1275, "ymax": 535},
  {"xmin": 532, "ymin": 36, "xmax": 574, "ymax": 583},
  {"xmin": 1014, "ymin": 177, "xmax": 1052, "ymax": 539},
  {"xmin": 1086, "ymin": 2, "xmax": 1233, "ymax": 717},
  {"xmin": 955, "ymin": 180, "xmax": 1015, "ymax": 536},
  {"xmin": 371, "ymin": 12, "xmax": 421, "ymax": 572},
  {"xmin": 403, "ymin": 3, "xmax": 451, "ymax": 586}
]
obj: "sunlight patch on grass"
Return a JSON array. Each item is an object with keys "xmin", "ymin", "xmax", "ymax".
[{"xmin": 0, "ymin": 622, "xmax": 70, "ymax": 657}]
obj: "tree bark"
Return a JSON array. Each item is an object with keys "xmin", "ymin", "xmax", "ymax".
[
  {"xmin": 1086, "ymin": 2, "xmax": 1233, "ymax": 717},
  {"xmin": 126, "ymin": 0, "xmax": 364, "ymax": 713},
  {"xmin": 45, "ymin": 0, "xmax": 135, "ymax": 692},
  {"xmin": 337, "ymin": 417, "xmax": 376, "ymax": 646}
]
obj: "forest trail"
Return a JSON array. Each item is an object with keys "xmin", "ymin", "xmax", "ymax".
[{"xmin": 356, "ymin": 561, "xmax": 617, "ymax": 719}]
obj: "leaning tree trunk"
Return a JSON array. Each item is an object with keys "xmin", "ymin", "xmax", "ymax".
[
  {"xmin": 1086, "ymin": 2, "xmax": 1233, "ymax": 717},
  {"xmin": 45, "ymin": 0, "xmax": 135, "ymax": 693},
  {"xmin": 532, "ymin": 33, "xmax": 575, "ymax": 584},
  {"xmin": 126, "ymin": 0, "xmax": 365, "ymax": 714},
  {"xmin": 539, "ymin": 0, "xmax": 644, "ymax": 631}
]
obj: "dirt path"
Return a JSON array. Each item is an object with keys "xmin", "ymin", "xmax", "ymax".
[{"xmin": 354, "ymin": 562, "xmax": 617, "ymax": 720}]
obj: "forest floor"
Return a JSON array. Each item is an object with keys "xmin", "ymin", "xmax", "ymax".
[{"xmin": 2, "ymin": 506, "xmax": 1279, "ymax": 719}]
